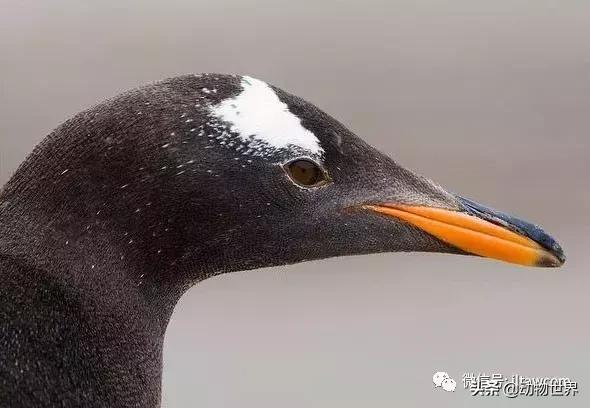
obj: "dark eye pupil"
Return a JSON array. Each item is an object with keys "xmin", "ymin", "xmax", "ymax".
[{"xmin": 286, "ymin": 160, "xmax": 325, "ymax": 186}]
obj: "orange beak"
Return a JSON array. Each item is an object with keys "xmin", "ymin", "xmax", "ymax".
[{"xmin": 364, "ymin": 201, "xmax": 565, "ymax": 267}]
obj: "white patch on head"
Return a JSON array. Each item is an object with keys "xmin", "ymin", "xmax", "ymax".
[{"xmin": 209, "ymin": 76, "xmax": 324, "ymax": 159}]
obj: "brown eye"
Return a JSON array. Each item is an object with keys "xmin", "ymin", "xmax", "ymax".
[{"xmin": 284, "ymin": 159, "xmax": 328, "ymax": 187}]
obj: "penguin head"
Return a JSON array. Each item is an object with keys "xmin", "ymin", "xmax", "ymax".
[
  {"xmin": 153, "ymin": 75, "xmax": 458, "ymax": 275},
  {"xmin": 0, "ymin": 74, "xmax": 564, "ymax": 292},
  {"xmin": 140, "ymin": 74, "xmax": 563, "ymax": 278}
]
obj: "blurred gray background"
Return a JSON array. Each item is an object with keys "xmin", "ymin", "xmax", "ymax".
[{"xmin": 1, "ymin": 0, "xmax": 588, "ymax": 406}]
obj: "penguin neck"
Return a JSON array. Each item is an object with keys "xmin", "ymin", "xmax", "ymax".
[
  {"xmin": 0, "ymin": 160, "xmax": 206, "ymax": 335},
  {"xmin": 0, "ymin": 122, "xmax": 222, "ymax": 299},
  {"xmin": 0, "ymin": 184, "xmax": 183, "ymax": 406},
  {"xmin": 0, "ymin": 196, "xmax": 183, "ymax": 330},
  {"xmin": 0, "ymin": 222, "xmax": 171, "ymax": 407}
]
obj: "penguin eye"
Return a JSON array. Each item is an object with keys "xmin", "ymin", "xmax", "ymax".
[{"xmin": 284, "ymin": 159, "xmax": 328, "ymax": 187}]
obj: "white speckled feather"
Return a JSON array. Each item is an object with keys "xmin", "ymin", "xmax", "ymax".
[{"xmin": 210, "ymin": 76, "xmax": 323, "ymax": 158}]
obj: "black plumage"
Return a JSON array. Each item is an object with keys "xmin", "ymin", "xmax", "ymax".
[{"xmin": 0, "ymin": 74, "xmax": 563, "ymax": 407}]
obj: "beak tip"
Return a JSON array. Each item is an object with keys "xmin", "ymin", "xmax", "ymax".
[
  {"xmin": 456, "ymin": 196, "xmax": 567, "ymax": 269},
  {"xmin": 537, "ymin": 248, "xmax": 566, "ymax": 268},
  {"xmin": 528, "ymin": 231, "xmax": 567, "ymax": 268}
]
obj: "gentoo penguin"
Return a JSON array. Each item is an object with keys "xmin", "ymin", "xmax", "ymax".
[{"xmin": 0, "ymin": 74, "xmax": 565, "ymax": 407}]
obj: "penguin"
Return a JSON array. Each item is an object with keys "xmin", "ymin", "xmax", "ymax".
[{"xmin": 0, "ymin": 74, "xmax": 565, "ymax": 407}]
